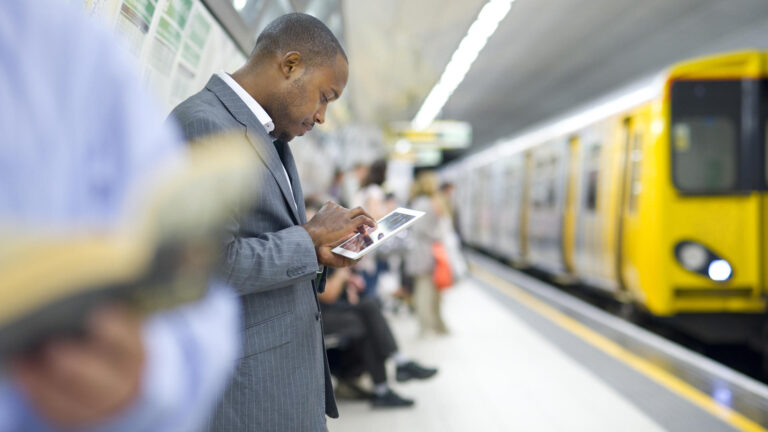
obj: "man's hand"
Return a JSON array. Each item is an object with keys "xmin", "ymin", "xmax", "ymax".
[
  {"xmin": 301, "ymin": 202, "xmax": 376, "ymax": 268},
  {"xmin": 316, "ymin": 244, "xmax": 355, "ymax": 268},
  {"xmin": 10, "ymin": 306, "xmax": 145, "ymax": 428}
]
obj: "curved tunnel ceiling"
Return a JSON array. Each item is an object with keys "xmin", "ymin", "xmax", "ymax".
[{"xmin": 342, "ymin": 0, "xmax": 768, "ymax": 157}]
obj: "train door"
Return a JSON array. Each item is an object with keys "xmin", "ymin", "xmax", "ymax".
[
  {"xmin": 473, "ymin": 168, "xmax": 490, "ymax": 249},
  {"xmin": 618, "ymin": 109, "xmax": 650, "ymax": 306},
  {"xmin": 526, "ymin": 146, "xmax": 549, "ymax": 268},
  {"xmin": 761, "ymin": 74, "xmax": 768, "ymax": 303},
  {"xmin": 520, "ymin": 151, "xmax": 533, "ymax": 265},
  {"xmin": 527, "ymin": 140, "xmax": 569, "ymax": 275},
  {"xmin": 562, "ymin": 136, "xmax": 580, "ymax": 275},
  {"xmin": 453, "ymin": 166, "xmax": 472, "ymax": 243},
  {"xmin": 573, "ymin": 132, "xmax": 602, "ymax": 286},
  {"xmin": 574, "ymin": 123, "xmax": 621, "ymax": 293},
  {"xmin": 489, "ymin": 159, "xmax": 508, "ymax": 256},
  {"xmin": 504, "ymin": 154, "xmax": 526, "ymax": 263},
  {"xmin": 469, "ymin": 168, "xmax": 485, "ymax": 248}
]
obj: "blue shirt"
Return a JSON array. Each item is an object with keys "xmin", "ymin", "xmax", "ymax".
[{"xmin": 0, "ymin": 1, "xmax": 240, "ymax": 430}]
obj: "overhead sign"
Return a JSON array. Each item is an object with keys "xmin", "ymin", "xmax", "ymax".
[
  {"xmin": 414, "ymin": 148, "xmax": 443, "ymax": 167},
  {"xmin": 389, "ymin": 120, "xmax": 472, "ymax": 149}
]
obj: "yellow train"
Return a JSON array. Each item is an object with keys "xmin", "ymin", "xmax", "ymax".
[{"xmin": 444, "ymin": 51, "xmax": 768, "ymax": 347}]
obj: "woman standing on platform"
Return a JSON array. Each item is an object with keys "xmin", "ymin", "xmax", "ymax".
[{"xmin": 406, "ymin": 171, "xmax": 450, "ymax": 336}]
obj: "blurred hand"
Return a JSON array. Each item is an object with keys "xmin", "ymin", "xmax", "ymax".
[
  {"xmin": 348, "ymin": 273, "xmax": 366, "ymax": 292},
  {"xmin": 10, "ymin": 306, "xmax": 145, "ymax": 428},
  {"xmin": 345, "ymin": 285, "xmax": 360, "ymax": 305},
  {"xmin": 302, "ymin": 202, "xmax": 376, "ymax": 268},
  {"xmin": 345, "ymin": 272, "xmax": 366, "ymax": 305}
]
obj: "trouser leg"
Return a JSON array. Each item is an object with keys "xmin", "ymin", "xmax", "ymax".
[
  {"xmin": 355, "ymin": 298, "xmax": 398, "ymax": 359},
  {"xmin": 355, "ymin": 335, "xmax": 387, "ymax": 384},
  {"xmin": 414, "ymin": 274, "xmax": 436, "ymax": 333},
  {"xmin": 433, "ymin": 290, "xmax": 448, "ymax": 332}
]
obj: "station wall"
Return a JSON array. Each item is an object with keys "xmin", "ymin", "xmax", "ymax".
[{"xmin": 79, "ymin": 0, "xmax": 246, "ymax": 111}]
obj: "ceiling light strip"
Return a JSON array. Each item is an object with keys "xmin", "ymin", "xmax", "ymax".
[{"xmin": 411, "ymin": 0, "xmax": 515, "ymax": 130}]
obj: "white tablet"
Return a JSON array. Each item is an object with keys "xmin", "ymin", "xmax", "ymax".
[{"xmin": 331, "ymin": 207, "xmax": 425, "ymax": 260}]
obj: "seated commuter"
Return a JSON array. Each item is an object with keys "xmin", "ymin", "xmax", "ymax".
[{"xmin": 318, "ymin": 267, "xmax": 438, "ymax": 408}]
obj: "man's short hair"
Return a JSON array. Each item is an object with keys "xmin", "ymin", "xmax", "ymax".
[{"xmin": 252, "ymin": 13, "xmax": 347, "ymax": 67}]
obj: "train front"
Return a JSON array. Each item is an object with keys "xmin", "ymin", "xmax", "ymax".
[{"xmin": 660, "ymin": 51, "xmax": 768, "ymax": 345}]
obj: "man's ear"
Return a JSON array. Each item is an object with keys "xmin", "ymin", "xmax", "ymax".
[{"xmin": 280, "ymin": 51, "xmax": 303, "ymax": 79}]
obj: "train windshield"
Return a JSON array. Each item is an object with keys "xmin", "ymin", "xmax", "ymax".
[{"xmin": 670, "ymin": 80, "xmax": 740, "ymax": 193}]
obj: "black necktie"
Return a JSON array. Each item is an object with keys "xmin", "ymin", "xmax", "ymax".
[{"xmin": 273, "ymin": 140, "xmax": 293, "ymax": 187}]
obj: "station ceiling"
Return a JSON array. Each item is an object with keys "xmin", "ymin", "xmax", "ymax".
[
  {"xmin": 225, "ymin": 0, "xmax": 768, "ymax": 157},
  {"xmin": 342, "ymin": 0, "xmax": 768, "ymax": 155}
]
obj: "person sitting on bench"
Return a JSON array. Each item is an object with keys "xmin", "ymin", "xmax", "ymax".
[{"xmin": 318, "ymin": 266, "xmax": 437, "ymax": 408}]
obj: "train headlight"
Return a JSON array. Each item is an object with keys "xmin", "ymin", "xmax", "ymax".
[
  {"xmin": 674, "ymin": 241, "xmax": 733, "ymax": 282},
  {"xmin": 708, "ymin": 260, "xmax": 732, "ymax": 282},
  {"xmin": 677, "ymin": 243, "xmax": 708, "ymax": 271}
]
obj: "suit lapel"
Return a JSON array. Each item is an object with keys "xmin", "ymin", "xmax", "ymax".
[{"xmin": 205, "ymin": 75, "xmax": 301, "ymax": 224}]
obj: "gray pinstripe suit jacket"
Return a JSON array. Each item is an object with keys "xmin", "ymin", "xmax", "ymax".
[{"xmin": 169, "ymin": 75, "xmax": 337, "ymax": 432}]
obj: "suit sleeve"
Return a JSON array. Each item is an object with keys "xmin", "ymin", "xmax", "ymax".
[{"xmin": 220, "ymin": 221, "xmax": 320, "ymax": 295}]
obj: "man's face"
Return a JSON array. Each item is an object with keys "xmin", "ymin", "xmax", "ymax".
[{"xmin": 271, "ymin": 53, "xmax": 348, "ymax": 142}]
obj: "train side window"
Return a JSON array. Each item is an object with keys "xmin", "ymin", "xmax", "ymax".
[
  {"xmin": 547, "ymin": 155, "xmax": 558, "ymax": 207},
  {"xmin": 585, "ymin": 144, "xmax": 600, "ymax": 211},
  {"xmin": 532, "ymin": 160, "xmax": 543, "ymax": 208},
  {"xmin": 533, "ymin": 158, "xmax": 549, "ymax": 209},
  {"xmin": 628, "ymin": 133, "xmax": 643, "ymax": 213},
  {"xmin": 506, "ymin": 164, "xmax": 519, "ymax": 203}
]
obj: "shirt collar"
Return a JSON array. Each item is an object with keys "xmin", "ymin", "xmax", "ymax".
[{"xmin": 217, "ymin": 72, "xmax": 275, "ymax": 134}]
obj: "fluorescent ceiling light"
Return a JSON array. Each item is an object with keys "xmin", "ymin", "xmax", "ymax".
[
  {"xmin": 233, "ymin": 0, "xmax": 247, "ymax": 12},
  {"xmin": 411, "ymin": 0, "xmax": 515, "ymax": 130}
]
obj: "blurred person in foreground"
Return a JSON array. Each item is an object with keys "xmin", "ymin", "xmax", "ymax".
[
  {"xmin": 406, "ymin": 171, "xmax": 451, "ymax": 336},
  {"xmin": 170, "ymin": 13, "xmax": 375, "ymax": 431},
  {"xmin": 307, "ymin": 201, "xmax": 436, "ymax": 408},
  {"xmin": 0, "ymin": 1, "xmax": 240, "ymax": 430}
]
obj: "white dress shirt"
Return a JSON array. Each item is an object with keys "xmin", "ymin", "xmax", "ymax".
[{"xmin": 217, "ymin": 73, "xmax": 297, "ymax": 209}]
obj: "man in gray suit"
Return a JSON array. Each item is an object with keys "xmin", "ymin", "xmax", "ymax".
[{"xmin": 169, "ymin": 13, "xmax": 375, "ymax": 432}]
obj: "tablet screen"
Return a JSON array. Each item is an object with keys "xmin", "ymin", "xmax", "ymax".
[{"xmin": 337, "ymin": 211, "xmax": 417, "ymax": 253}]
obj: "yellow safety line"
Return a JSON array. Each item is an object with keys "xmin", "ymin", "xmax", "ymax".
[{"xmin": 471, "ymin": 265, "xmax": 767, "ymax": 432}]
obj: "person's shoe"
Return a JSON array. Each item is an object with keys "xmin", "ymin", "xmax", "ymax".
[
  {"xmin": 396, "ymin": 361, "xmax": 438, "ymax": 382},
  {"xmin": 370, "ymin": 389, "xmax": 415, "ymax": 408},
  {"xmin": 335, "ymin": 379, "xmax": 374, "ymax": 400}
]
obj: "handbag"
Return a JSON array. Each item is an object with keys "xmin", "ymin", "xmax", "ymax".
[{"xmin": 432, "ymin": 241, "xmax": 454, "ymax": 290}]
